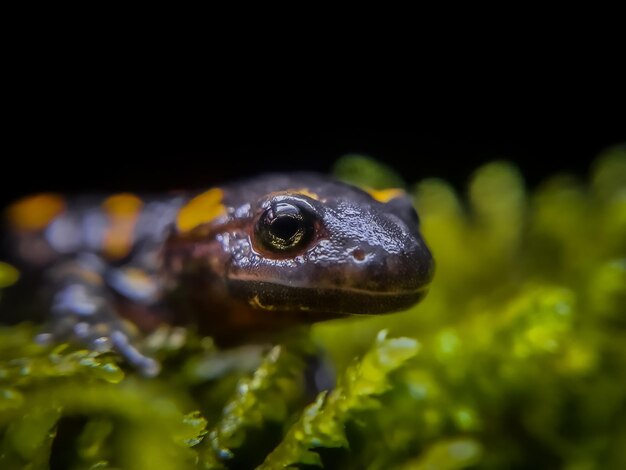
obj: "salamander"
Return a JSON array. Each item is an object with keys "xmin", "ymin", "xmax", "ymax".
[{"xmin": 0, "ymin": 173, "xmax": 434, "ymax": 375}]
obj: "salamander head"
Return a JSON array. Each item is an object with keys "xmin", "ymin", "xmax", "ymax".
[{"xmin": 224, "ymin": 174, "xmax": 435, "ymax": 316}]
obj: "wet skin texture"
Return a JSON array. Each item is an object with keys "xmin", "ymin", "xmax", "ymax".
[{"xmin": 1, "ymin": 173, "xmax": 434, "ymax": 375}]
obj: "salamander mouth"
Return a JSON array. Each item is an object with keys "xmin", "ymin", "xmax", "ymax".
[{"xmin": 228, "ymin": 280, "xmax": 429, "ymax": 315}]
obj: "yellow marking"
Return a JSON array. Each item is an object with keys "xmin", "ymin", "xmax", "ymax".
[
  {"xmin": 6, "ymin": 193, "xmax": 65, "ymax": 231},
  {"xmin": 365, "ymin": 187, "xmax": 405, "ymax": 203},
  {"xmin": 290, "ymin": 188, "xmax": 320, "ymax": 201},
  {"xmin": 249, "ymin": 294, "xmax": 277, "ymax": 311},
  {"xmin": 0, "ymin": 261, "xmax": 20, "ymax": 288},
  {"xmin": 102, "ymin": 193, "xmax": 143, "ymax": 215},
  {"xmin": 102, "ymin": 193, "xmax": 143, "ymax": 259},
  {"xmin": 176, "ymin": 188, "xmax": 226, "ymax": 233}
]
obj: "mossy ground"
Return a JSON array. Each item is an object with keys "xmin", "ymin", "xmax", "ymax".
[{"xmin": 1, "ymin": 147, "xmax": 625, "ymax": 469}]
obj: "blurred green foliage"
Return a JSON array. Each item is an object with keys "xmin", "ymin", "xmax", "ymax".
[{"xmin": 1, "ymin": 146, "xmax": 625, "ymax": 469}]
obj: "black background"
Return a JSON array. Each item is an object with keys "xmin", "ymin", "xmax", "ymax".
[
  {"xmin": 3, "ymin": 22, "xmax": 624, "ymax": 208},
  {"xmin": 2, "ymin": 124, "xmax": 624, "ymax": 207}
]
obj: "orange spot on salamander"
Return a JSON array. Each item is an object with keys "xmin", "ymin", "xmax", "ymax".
[
  {"xmin": 102, "ymin": 194, "xmax": 143, "ymax": 259},
  {"xmin": 176, "ymin": 188, "xmax": 227, "ymax": 233},
  {"xmin": 6, "ymin": 193, "xmax": 66, "ymax": 231},
  {"xmin": 290, "ymin": 188, "xmax": 320, "ymax": 201},
  {"xmin": 365, "ymin": 187, "xmax": 406, "ymax": 203}
]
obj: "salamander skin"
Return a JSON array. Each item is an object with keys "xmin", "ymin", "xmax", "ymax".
[{"xmin": 0, "ymin": 173, "xmax": 434, "ymax": 375}]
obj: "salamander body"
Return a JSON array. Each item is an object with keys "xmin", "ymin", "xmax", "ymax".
[{"xmin": 1, "ymin": 173, "xmax": 434, "ymax": 375}]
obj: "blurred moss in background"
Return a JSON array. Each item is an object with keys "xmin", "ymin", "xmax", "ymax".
[{"xmin": 1, "ymin": 146, "xmax": 625, "ymax": 469}]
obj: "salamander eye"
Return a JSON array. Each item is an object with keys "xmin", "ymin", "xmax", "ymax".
[{"xmin": 256, "ymin": 201, "xmax": 314, "ymax": 252}]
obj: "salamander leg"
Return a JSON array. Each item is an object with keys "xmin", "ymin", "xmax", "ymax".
[{"xmin": 36, "ymin": 254, "xmax": 161, "ymax": 377}]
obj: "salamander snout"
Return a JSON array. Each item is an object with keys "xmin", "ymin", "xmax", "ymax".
[
  {"xmin": 341, "ymin": 214, "xmax": 434, "ymax": 297},
  {"xmin": 297, "ymin": 203, "xmax": 435, "ymax": 314}
]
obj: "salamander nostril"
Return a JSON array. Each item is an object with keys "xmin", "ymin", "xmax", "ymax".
[{"xmin": 351, "ymin": 248, "xmax": 366, "ymax": 261}]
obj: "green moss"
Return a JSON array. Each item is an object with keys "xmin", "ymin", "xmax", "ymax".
[
  {"xmin": 0, "ymin": 262, "xmax": 19, "ymax": 289},
  {"xmin": 1, "ymin": 145, "xmax": 625, "ymax": 469},
  {"xmin": 259, "ymin": 331, "xmax": 420, "ymax": 469}
]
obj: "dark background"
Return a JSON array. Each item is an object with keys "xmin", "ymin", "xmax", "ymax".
[
  {"xmin": 2, "ymin": 126, "xmax": 624, "ymax": 207},
  {"xmin": 3, "ymin": 24, "xmax": 624, "ymax": 207}
]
